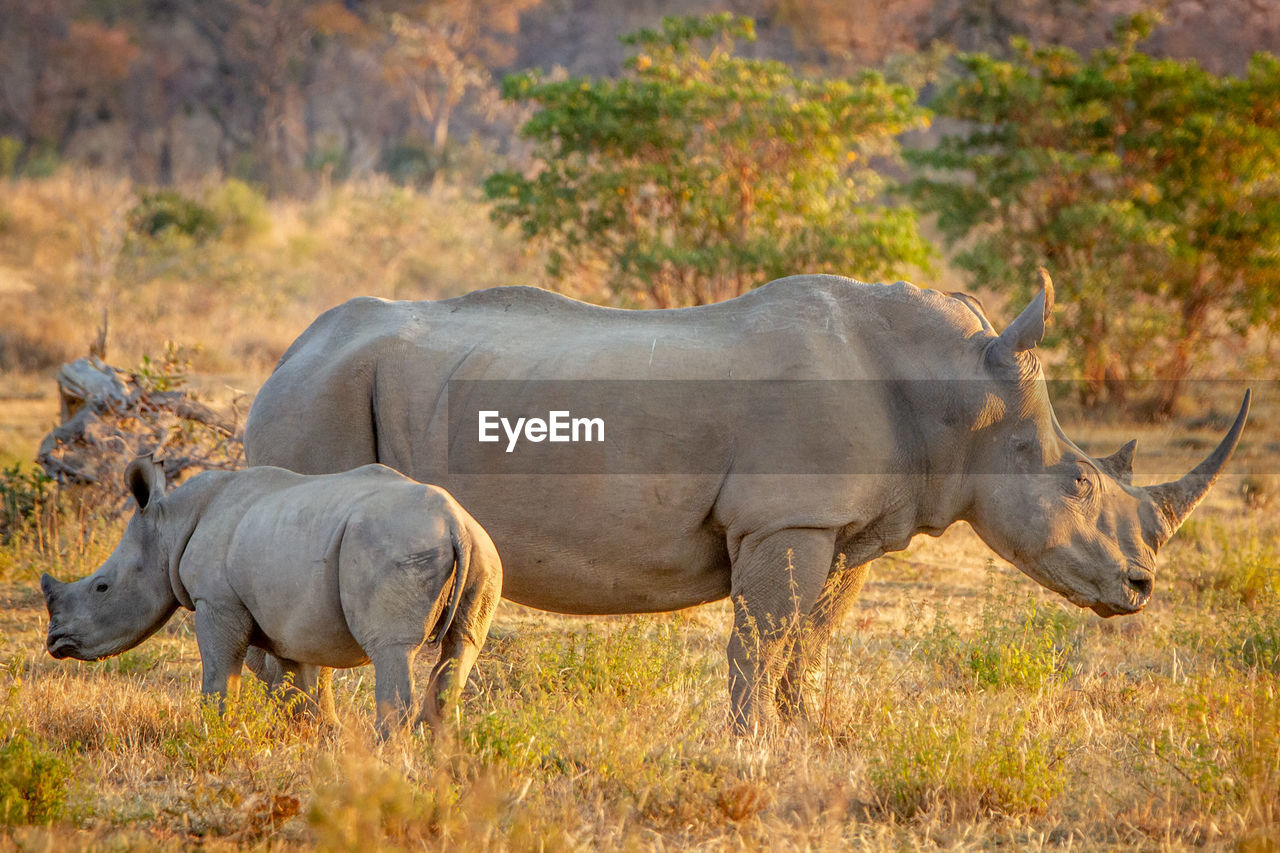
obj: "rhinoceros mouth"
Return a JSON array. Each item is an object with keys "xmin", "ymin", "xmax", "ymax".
[{"xmin": 1089, "ymin": 600, "xmax": 1143, "ymax": 618}]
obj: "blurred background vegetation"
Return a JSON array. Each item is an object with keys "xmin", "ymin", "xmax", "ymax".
[{"xmin": 1, "ymin": 0, "xmax": 1278, "ymax": 414}]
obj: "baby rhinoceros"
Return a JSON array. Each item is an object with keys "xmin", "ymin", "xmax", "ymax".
[{"xmin": 40, "ymin": 456, "xmax": 502, "ymax": 734}]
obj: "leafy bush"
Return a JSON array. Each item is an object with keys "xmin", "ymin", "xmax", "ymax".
[
  {"xmin": 916, "ymin": 589, "xmax": 1081, "ymax": 691},
  {"xmin": 133, "ymin": 341, "xmax": 195, "ymax": 393},
  {"xmin": 204, "ymin": 179, "xmax": 271, "ymax": 244},
  {"xmin": 487, "ymin": 13, "xmax": 932, "ymax": 307},
  {"xmin": 865, "ymin": 698, "xmax": 1070, "ymax": 819},
  {"xmin": 0, "ymin": 465, "xmax": 56, "ymax": 543},
  {"xmin": 381, "ymin": 140, "xmax": 437, "ymax": 187},
  {"xmin": 0, "ymin": 136, "xmax": 19, "ymax": 178},
  {"xmin": 909, "ymin": 14, "xmax": 1280, "ymax": 411},
  {"xmin": 0, "ymin": 707, "xmax": 75, "ymax": 826},
  {"xmin": 128, "ymin": 189, "xmax": 221, "ymax": 242},
  {"xmin": 163, "ymin": 676, "xmax": 295, "ymax": 773}
]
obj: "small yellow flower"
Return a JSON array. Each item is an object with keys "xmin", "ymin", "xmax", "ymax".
[{"xmin": 636, "ymin": 55, "xmax": 652, "ymax": 71}]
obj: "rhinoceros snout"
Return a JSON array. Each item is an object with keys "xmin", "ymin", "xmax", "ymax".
[
  {"xmin": 1124, "ymin": 571, "xmax": 1153, "ymax": 606},
  {"xmin": 1088, "ymin": 570, "xmax": 1153, "ymax": 618},
  {"xmin": 46, "ymin": 632, "xmax": 78, "ymax": 660}
]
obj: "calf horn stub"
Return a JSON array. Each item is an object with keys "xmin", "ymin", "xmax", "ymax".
[{"xmin": 1144, "ymin": 390, "xmax": 1251, "ymax": 545}]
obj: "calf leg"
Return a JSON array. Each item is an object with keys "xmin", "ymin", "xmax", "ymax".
[
  {"xmin": 244, "ymin": 649, "xmax": 336, "ymax": 722},
  {"xmin": 726, "ymin": 527, "xmax": 835, "ymax": 736},
  {"xmin": 243, "ymin": 646, "xmax": 279, "ymax": 685},
  {"xmin": 777, "ymin": 557, "xmax": 871, "ymax": 723},
  {"xmin": 421, "ymin": 544, "xmax": 502, "ymax": 728},
  {"xmin": 268, "ymin": 657, "xmax": 325, "ymax": 718},
  {"xmin": 422, "ymin": 636, "xmax": 479, "ymax": 729},
  {"xmin": 195, "ymin": 601, "xmax": 253, "ymax": 709}
]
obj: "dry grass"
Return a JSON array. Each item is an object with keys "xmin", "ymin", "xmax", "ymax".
[
  {"xmin": 0, "ymin": 457, "xmax": 1276, "ymax": 849},
  {"xmin": 0, "ymin": 171, "xmax": 1278, "ymax": 849}
]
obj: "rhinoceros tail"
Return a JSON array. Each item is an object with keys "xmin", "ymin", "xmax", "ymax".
[{"xmin": 427, "ymin": 527, "xmax": 470, "ymax": 645}]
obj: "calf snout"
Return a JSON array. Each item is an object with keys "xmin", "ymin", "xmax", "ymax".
[{"xmin": 46, "ymin": 630, "xmax": 78, "ymax": 659}]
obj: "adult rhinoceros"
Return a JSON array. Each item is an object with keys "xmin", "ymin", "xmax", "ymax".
[{"xmin": 244, "ymin": 271, "xmax": 1248, "ymax": 733}]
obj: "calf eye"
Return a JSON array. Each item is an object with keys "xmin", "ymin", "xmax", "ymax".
[{"xmin": 94, "ymin": 581, "xmax": 109, "ymax": 593}]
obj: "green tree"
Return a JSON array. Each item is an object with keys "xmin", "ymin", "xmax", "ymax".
[
  {"xmin": 485, "ymin": 13, "xmax": 932, "ymax": 308},
  {"xmin": 908, "ymin": 15, "xmax": 1280, "ymax": 412}
]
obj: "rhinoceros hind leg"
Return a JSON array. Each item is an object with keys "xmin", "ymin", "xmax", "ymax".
[
  {"xmin": 726, "ymin": 527, "xmax": 835, "ymax": 736},
  {"xmin": 776, "ymin": 557, "xmax": 871, "ymax": 723}
]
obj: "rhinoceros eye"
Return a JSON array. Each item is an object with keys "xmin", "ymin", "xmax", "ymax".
[{"xmin": 94, "ymin": 581, "xmax": 109, "ymax": 593}]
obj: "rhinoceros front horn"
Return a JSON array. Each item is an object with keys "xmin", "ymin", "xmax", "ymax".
[{"xmin": 1144, "ymin": 390, "xmax": 1251, "ymax": 544}]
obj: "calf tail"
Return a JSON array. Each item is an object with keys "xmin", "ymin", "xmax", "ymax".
[{"xmin": 427, "ymin": 526, "xmax": 470, "ymax": 644}]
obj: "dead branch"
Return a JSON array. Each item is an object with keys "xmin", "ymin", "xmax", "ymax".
[{"xmin": 37, "ymin": 357, "xmax": 244, "ymax": 515}]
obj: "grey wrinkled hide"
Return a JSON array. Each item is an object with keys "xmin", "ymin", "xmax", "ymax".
[
  {"xmin": 41, "ymin": 458, "xmax": 502, "ymax": 734},
  {"xmin": 243, "ymin": 272, "xmax": 1247, "ymax": 734}
]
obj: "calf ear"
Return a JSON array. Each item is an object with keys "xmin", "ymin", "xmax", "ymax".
[{"xmin": 124, "ymin": 455, "xmax": 167, "ymax": 510}]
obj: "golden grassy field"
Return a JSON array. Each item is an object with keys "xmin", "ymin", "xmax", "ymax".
[{"xmin": 1, "ymin": 173, "xmax": 1277, "ymax": 850}]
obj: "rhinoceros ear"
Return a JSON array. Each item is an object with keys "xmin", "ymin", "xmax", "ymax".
[
  {"xmin": 124, "ymin": 455, "xmax": 167, "ymax": 511},
  {"xmin": 996, "ymin": 268, "xmax": 1055, "ymax": 354},
  {"xmin": 1097, "ymin": 439, "xmax": 1136, "ymax": 485}
]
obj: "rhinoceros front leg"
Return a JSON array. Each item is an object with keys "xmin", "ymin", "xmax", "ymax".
[
  {"xmin": 776, "ymin": 556, "xmax": 871, "ymax": 723},
  {"xmin": 727, "ymin": 527, "xmax": 835, "ymax": 736},
  {"xmin": 195, "ymin": 601, "xmax": 253, "ymax": 709}
]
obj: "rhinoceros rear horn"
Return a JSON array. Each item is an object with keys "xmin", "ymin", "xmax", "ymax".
[
  {"xmin": 124, "ymin": 454, "xmax": 167, "ymax": 511},
  {"xmin": 1144, "ymin": 390, "xmax": 1251, "ymax": 544}
]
